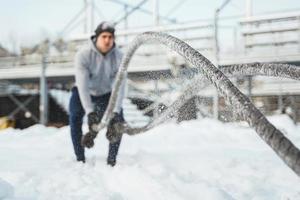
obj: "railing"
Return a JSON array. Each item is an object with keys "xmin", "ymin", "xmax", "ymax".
[
  {"xmin": 0, "ymin": 53, "xmax": 76, "ymax": 68},
  {"xmin": 240, "ymin": 11, "xmax": 300, "ymax": 54}
]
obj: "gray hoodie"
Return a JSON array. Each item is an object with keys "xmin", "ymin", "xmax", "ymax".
[{"xmin": 74, "ymin": 38, "xmax": 126, "ymax": 114}]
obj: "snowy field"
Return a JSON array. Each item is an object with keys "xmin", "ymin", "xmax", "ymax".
[{"xmin": 0, "ymin": 115, "xmax": 300, "ymax": 199}]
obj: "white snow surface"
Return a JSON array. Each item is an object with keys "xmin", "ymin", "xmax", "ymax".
[
  {"xmin": 0, "ymin": 115, "xmax": 300, "ymax": 199},
  {"xmin": 0, "ymin": 178, "xmax": 14, "ymax": 199}
]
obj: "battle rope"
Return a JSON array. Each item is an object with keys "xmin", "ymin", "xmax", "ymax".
[{"xmin": 83, "ymin": 32, "xmax": 300, "ymax": 176}]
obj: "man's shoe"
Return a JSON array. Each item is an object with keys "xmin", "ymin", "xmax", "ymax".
[
  {"xmin": 77, "ymin": 157, "xmax": 86, "ymax": 163},
  {"xmin": 107, "ymin": 159, "xmax": 116, "ymax": 167}
]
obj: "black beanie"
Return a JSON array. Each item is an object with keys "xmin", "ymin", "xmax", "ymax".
[{"xmin": 94, "ymin": 21, "xmax": 115, "ymax": 37}]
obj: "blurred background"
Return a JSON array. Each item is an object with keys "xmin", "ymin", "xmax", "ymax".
[{"xmin": 1, "ymin": 0, "xmax": 300, "ymax": 129}]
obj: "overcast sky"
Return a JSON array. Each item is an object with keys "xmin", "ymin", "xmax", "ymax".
[{"xmin": 0, "ymin": 0, "xmax": 299, "ymax": 50}]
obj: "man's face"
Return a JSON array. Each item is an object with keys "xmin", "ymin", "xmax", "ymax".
[{"xmin": 96, "ymin": 32, "xmax": 114, "ymax": 54}]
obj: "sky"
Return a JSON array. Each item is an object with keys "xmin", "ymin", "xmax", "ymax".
[{"xmin": 0, "ymin": 0, "xmax": 300, "ymax": 51}]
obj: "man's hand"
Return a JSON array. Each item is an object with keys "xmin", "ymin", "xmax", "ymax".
[
  {"xmin": 88, "ymin": 111, "xmax": 101, "ymax": 132},
  {"xmin": 81, "ymin": 111, "xmax": 101, "ymax": 148},
  {"xmin": 106, "ymin": 122, "xmax": 124, "ymax": 143},
  {"xmin": 106, "ymin": 112, "xmax": 129, "ymax": 143},
  {"xmin": 81, "ymin": 131, "xmax": 97, "ymax": 148}
]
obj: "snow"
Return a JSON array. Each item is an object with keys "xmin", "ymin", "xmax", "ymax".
[
  {"xmin": 0, "ymin": 115, "xmax": 300, "ymax": 199},
  {"xmin": 0, "ymin": 178, "xmax": 14, "ymax": 199}
]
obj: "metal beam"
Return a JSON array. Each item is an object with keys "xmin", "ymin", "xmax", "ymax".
[
  {"xmin": 8, "ymin": 94, "xmax": 39, "ymax": 123},
  {"xmin": 165, "ymin": 0, "xmax": 186, "ymax": 18},
  {"xmin": 60, "ymin": 7, "xmax": 86, "ymax": 36},
  {"xmin": 114, "ymin": 0, "xmax": 148, "ymax": 25},
  {"xmin": 107, "ymin": 0, "xmax": 176, "ymax": 23}
]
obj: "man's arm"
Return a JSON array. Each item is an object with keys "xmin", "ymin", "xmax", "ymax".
[{"xmin": 74, "ymin": 50, "xmax": 94, "ymax": 114}]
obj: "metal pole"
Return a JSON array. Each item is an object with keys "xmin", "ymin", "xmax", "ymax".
[
  {"xmin": 213, "ymin": 10, "xmax": 219, "ymax": 120},
  {"xmin": 84, "ymin": 0, "xmax": 88, "ymax": 34},
  {"xmin": 298, "ymin": 16, "xmax": 300, "ymax": 52},
  {"xmin": 124, "ymin": 4, "xmax": 129, "ymax": 43},
  {"xmin": 153, "ymin": 0, "xmax": 159, "ymax": 25},
  {"xmin": 153, "ymin": 79, "xmax": 160, "ymax": 119},
  {"xmin": 290, "ymin": 96, "xmax": 297, "ymax": 124},
  {"xmin": 214, "ymin": 10, "xmax": 220, "ymax": 62},
  {"xmin": 124, "ymin": 4, "xmax": 128, "ymax": 29},
  {"xmin": 233, "ymin": 26, "xmax": 238, "ymax": 55},
  {"xmin": 244, "ymin": 0, "xmax": 253, "ymax": 55},
  {"xmin": 247, "ymin": 75, "xmax": 252, "ymax": 99},
  {"xmin": 40, "ymin": 54, "xmax": 48, "ymax": 125},
  {"xmin": 278, "ymin": 94, "xmax": 283, "ymax": 113},
  {"xmin": 245, "ymin": 0, "xmax": 252, "ymax": 98},
  {"xmin": 246, "ymin": 0, "xmax": 253, "ymax": 18},
  {"xmin": 213, "ymin": 0, "xmax": 231, "ymax": 120},
  {"xmin": 91, "ymin": 0, "xmax": 95, "ymax": 33}
]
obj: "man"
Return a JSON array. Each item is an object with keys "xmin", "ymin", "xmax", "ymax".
[{"xmin": 69, "ymin": 21, "xmax": 127, "ymax": 166}]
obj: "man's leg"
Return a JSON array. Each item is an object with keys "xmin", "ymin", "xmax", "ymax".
[
  {"xmin": 107, "ymin": 138, "xmax": 122, "ymax": 166},
  {"xmin": 92, "ymin": 93, "xmax": 125, "ymax": 166},
  {"xmin": 69, "ymin": 87, "xmax": 85, "ymax": 162}
]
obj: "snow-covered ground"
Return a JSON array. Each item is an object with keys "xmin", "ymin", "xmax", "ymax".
[{"xmin": 0, "ymin": 115, "xmax": 300, "ymax": 199}]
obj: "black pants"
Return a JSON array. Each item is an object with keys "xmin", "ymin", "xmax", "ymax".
[{"xmin": 69, "ymin": 87, "xmax": 124, "ymax": 162}]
